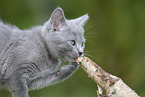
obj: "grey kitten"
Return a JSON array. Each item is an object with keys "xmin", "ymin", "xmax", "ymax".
[{"xmin": 0, "ymin": 8, "xmax": 89, "ymax": 97}]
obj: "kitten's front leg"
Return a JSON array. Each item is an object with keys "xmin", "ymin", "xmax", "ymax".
[
  {"xmin": 12, "ymin": 89, "xmax": 28, "ymax": 97},
  {"xmin": 56, "ymin": 62, "xmax": 79, "ymax": 81},
  {"xmin": 28, "ymin": 62, "xmax": 79, "ymax": 90},
  {"xmin": 8, "ymin": 73, "xmax": 29, "ymax": 97},
  {"xmin": 7, "ymin": 63, "xmax": 41, "ymax": 97}
]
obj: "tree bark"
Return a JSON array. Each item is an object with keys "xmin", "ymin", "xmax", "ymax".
[{"xmin": 77, "ymin": 57, "xmax": 140, "ymax": 97}]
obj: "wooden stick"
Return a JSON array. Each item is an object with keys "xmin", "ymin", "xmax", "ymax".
[{"xmin": 77, "ymin": 57, "xmax": 140, "ymax": 97}]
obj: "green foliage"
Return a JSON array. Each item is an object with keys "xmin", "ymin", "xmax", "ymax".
[{"xmin": 0, "ymin": 0, "xmax": 145, "ymax": 96}]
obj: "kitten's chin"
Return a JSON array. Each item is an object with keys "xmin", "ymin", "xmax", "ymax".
[{"xmin": 65, "ymin": 56, "xmax": 78, "ymax": 62}]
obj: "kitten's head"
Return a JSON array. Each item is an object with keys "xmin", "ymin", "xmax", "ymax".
[{"xmin": 42, "ymin": 8, "xmax": 89, "ymax": 62}]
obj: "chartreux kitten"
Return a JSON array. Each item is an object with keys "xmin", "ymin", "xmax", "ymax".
[{"xmin": 0, "ymin": 7, "xmax": 89, "ymax": 97}]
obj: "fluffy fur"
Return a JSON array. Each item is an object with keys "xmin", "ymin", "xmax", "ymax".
[{"xmin": 0, "ymin": 8, "xmax": 89, "ymax": 97}]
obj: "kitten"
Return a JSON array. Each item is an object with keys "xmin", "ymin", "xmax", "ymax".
[{"xmin": 0, "ymin": 7, "xmax": 89, "ymax": 97}]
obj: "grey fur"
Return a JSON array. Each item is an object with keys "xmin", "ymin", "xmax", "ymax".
[{"xmin": 0, "ymin": 8, "xmax": 89, "ymax": 97}]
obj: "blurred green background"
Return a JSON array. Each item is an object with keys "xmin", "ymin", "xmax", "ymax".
[{"xmin": 0, "ymin": 0, "xmax": 145, "ymax": 97}]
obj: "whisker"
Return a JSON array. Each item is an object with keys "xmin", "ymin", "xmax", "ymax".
[
  {"xmin": 85, "ymin": 36, "xmax": 98, "ymax": 39},
  {"xmin": 85, "ymin": 20, "xmax": 97, "ymax": 31},
  {"xmin": 84, "ymin": 51, "xmax": 92, "ymax": 53},
  {"xmin": 85, "ymin": 30, "xmax": 101, "ymax": 39},
  {"xmin": 86, "ymin": 24, "xmax": 96, "ymax": 31},
  {"xmin": 86, "ymin": 30, "xmax": 102, "ymax": 35},
  {"xmin": 84, "ymin": 53, "xmax": 101, "ymax": 63},
  {"xmin": 84, "ymin": 50, "xmax": 104, "ymax": 53},
  {"xmin": 85, "ymin": 39, "xmax": 94, "ymax": 44}
]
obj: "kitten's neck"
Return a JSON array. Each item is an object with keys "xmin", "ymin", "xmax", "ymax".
[
  {"xmin": 29, "ymin": 22, "xmax": 59, "ymax": 60},
  {"xmin": 39, "ymin": 21, "xmax": 59, "ymax": 59}
]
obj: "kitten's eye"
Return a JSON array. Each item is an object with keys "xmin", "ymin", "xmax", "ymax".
[
  {"xmin": 69, "ymin": 40, "xmax": 76, "ymax": 46},
  {"xmin": 82, "ymin": 42, "xmax": 84, "ymax": 47}
]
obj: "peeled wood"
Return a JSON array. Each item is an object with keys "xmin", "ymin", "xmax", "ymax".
[{"xmin": 77, "ymin": 57, "xmax": 140, "ymax": 97}]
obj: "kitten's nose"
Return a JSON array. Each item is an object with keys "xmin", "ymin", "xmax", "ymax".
[{"xmin": 79, "ymin": 52, "xmax": 83, "ymax": 56}]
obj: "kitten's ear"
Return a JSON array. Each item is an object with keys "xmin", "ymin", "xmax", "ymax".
[
  {"xmin": 73, "ymin": 14, "xmax": 89, "ymax": 27},
  {"xmin": 50, "ymin": 8, "xmax": 66, "ymax": 31}
]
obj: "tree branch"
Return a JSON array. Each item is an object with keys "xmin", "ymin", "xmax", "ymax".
[{"xmin": 77, "ymin": 57, "xmax": 140, "ymax": 97}]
